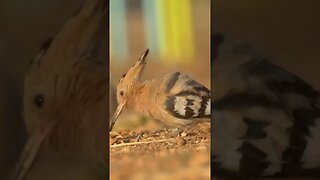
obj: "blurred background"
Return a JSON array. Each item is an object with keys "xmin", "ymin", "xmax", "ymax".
[
  {"xmin": 110, "ymin": 0, "xmax": 210, "ymax": 130},
  {"xmin": 212, "ymin": 0, "xmax": 320, "ymax": 90}
]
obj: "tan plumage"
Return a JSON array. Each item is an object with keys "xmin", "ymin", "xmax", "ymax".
[
  {"xmin": 14, "ymin": 0, "xmax": 108, "ymax": 179},
  {"xmin": 109, "ymin": 49, "xmax": 211, "ymax": 131}
]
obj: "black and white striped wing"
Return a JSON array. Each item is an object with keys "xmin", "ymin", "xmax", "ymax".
[
  {"xmin": 163, "ymin": 72, "xmax": 211, "ymax": 119},
  {"xmin": 212, "ymin": 33, "xmax": 320, "ymax": 178}
]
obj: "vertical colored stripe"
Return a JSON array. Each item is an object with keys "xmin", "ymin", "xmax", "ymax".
[
  {"xmin": 155, "ymin": 0, "xmax": 166, "ymax": 59},
  {"xmin": 179, "ymin": 0, "xmax": 194, "ymax": 60},
  {"xmin": 162, "ymin": 0, "xmax": 172, "ymax": 60},
  {"xmin": 170, "ymin": 0, "xmax": 181, "ymax": 60},
  {"xmin": 161, "ymin": 0, "xmax": 195, "ymax": 65},
  {"xmin": 142, "ymin": 0, "xmax": 158, "ymax": 55},
  {"xmin": 141, "ymin": 0, "xmax": 195, "ymax": 65},
  {"xmin": 110, "ymin": 0, "xmax": 128, "ymax": 61}
]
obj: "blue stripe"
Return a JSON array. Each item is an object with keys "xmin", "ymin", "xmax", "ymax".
[
  {"xmin": 110, "ymin": 0, "xmax": 128, "ymax": 60},
  {"xmin": 142, "ymin": 0, "xmax": 159, "ymax": 56}
]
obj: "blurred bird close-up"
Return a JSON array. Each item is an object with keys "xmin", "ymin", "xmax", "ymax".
[
  {"xmin": 212, "ymin": 33, "xmax": 320, "ymax": 179},
  {"xmin": 13, "ymin": 0, "xmax": 108, "ymax": 179},
  {"xmin": 109, "ymin": 49, "xmax": 211, "ymax": 131}
]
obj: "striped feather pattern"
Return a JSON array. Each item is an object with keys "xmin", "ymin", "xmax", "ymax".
[
  {"xmin": 212, "ymin": 33, "xmax": 320, "ymax": 178},
  {"xmin": 164, "ymin": 72, "xmax": 210, "ymax": 119}
]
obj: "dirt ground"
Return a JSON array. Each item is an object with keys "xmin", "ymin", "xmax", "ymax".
[{"xmin": 110, "ymin": 123, "xmax": 211, "ymax": 180}]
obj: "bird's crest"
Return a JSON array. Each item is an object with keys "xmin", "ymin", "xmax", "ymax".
[
  {"xmin": 110, "ymin": 49, "xmax": 149, "ymax": 131},
  {"xmin": 119, "ymin": 49, "xmax": 149, "ymax": 85}
]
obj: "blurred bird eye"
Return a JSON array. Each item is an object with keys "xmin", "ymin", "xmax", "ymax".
[
  {"xmin": 34, "ymin": 94, "xmax": 44, "ymax": 108},
  {"xmin": 120, "ymin": 91, "xmax": 124, "ymax": 96}
]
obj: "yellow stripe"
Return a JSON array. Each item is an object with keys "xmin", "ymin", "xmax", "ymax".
[
  {"xmin": 179, "ymin": 0, "xmax": 194, "ymax": 60},
  {"xmin": 155, "ymin": 0, "xmax": 166, "ymax": 57},
  {"xmin": 162, "ymin": 0, "xmax": 171, "ymax": 62},
  {"xmin": 171, "ymin": 0, "xmax": 181, "ymax": 61},
  {"xmin": 163, "ymin": 0, "xmax": 179, "ymax": 64},
  {"xmin": 163, "ymin": 0, "xmax": 195, "ymax": 65}
]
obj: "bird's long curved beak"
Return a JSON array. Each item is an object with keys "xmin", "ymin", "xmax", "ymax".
[
  {"xmin": 109, "ymin": 101, "xmax": 126, "ymax": 132},
  {"xmin": 14, "ymin": 121, "xmax": 56, "ymax": 180}
]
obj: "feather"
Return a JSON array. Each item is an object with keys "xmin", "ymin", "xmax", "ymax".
[
  {"xmin": 213, "ymin": 33, "xmax": 320, "ymax": 178},
  {"xmin": 164, "ymin": 72, "xmax": 210, "ymax": 119}
]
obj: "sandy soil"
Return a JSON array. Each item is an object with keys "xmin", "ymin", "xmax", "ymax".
[{"xmin": 110, "ymin": 123, "xmax": 211, "ymax": 180}]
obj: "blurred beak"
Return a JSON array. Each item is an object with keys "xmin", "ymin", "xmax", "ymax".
[
  {"xmin": 109, "ymin": 101, "xmax": 126, "ymax": 132},
  {"xmin": 15, "ymin": 121, "xmax": 56, "ymax": 180}
]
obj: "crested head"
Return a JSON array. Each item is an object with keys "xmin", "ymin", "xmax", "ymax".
[
  {"xmin": 115, "ymin": 49, "xmax": 149, "ymax": 107},
  {"xmin": 24, "ymin": 0, "xmax": 108, "ymax": 136},
  {"xmin": 19, "ymin": 1, "xmax": 108, "ymax": 178},
  {"xmin": 109, "ymin": 49, "xmax": 149, "ymax": 131},
  {"xmin": 16, "ymin": 2, "xmax": 108, "ymax": 180}
]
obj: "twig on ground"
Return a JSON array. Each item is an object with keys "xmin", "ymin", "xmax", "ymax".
[{"xmin": 110, "ymin": 138, "xmax": 175, "ymax": 148}]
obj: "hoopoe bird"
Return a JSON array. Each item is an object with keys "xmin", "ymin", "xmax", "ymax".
[
  {"xmin": 212, "ymin": 33, "xmax": 320, "ymax": 178},
  {"xmin": 14, "ymin": 0, "xmax": 108, "ymax": 179},
  {"xmin": 109, "ymin": 49, "xmax": 211, "ymax": 131}
]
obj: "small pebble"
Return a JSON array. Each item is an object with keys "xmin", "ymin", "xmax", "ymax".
[
  {"xmin": 110, "ymin": 136, "xmax": 122, "ymax": 145},
  {"xmin": 119, "ymin": 130, "xmax": 130, "ymax": 136},
  {"xmin": 181, "ymin": 132, "xmax": 188, "ymax": 137},
  {"xmin": 167, "ymin": 128, "xmax": 182, "ymax": 138},
  {"xmin": 176, "ymin": 136, "xmax": 187, "ymax": 146},
  {"xmin": 129, "ymin": 131, "xmax": 137, "ymax": 137}
]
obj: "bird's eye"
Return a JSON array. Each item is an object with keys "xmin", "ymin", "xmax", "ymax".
[
  {"xmin": 34, "ymin": 94, "xmax": 44, "ymax": 108},
  {"xmin": 120, "ymin": 91, "xmax": 124, "ymax": 96}
]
